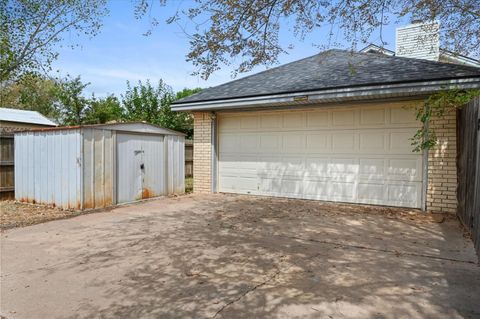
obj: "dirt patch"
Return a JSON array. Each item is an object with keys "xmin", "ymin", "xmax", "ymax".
[
  {"xmin": 212, "ymin": 195, "xmax": 451, "ymax": 225},
  {"xmin": 0, "ymin": 201, "xmax": 83, "ymax": 230}
]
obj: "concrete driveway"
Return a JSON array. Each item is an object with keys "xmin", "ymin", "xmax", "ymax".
[{"xmin": 1, "ymin": 194, "xmax": 479, "ymax": 319}]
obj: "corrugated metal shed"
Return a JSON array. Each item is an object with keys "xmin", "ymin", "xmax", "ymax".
[
  {"xmin": 0, "ymin": 107, "xmax": 57, "ymax": 126},
  {"xmin": 14, "ymin": 123, "xmax": 185, "ymax": 210}
]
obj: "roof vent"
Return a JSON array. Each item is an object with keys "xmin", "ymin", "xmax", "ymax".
[{"xmin": 396, "ymin": 21, "xmax": 440, "ymax": 61}]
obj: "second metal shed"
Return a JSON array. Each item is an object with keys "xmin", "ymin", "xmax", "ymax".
[{"xmin": 15, "ymin": 122, "xmax": 185, "ymax": 210}]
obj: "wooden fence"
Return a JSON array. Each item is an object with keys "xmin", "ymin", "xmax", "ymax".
[
  {"xmin": 457, "ymin": 97, "xmax": 480, "ymax": 257},
  {"xmin": 185, "ymin": 139, "xmax": 193, "ymax": 177},
  {"xmin": 0, "ymin": 133, "xmax": 14, "ymax": 200}
]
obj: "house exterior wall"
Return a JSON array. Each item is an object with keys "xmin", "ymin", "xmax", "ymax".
[
  {"xmin": 426, "ymin": 110, "xmax": 457, "ymax": 214},
  {"xmin": 193, "ymin": 112, "xmax": 212, "ymax": 193},
  {"xmin": 192, "ymin": 103, "xmax": 459, "ymax": 213}
]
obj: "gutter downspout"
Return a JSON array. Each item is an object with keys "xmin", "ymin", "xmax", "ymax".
[
  {"xmin": 422, "ymin": 104, "xmax": 430, "ymax": 212},
  {"xmin": 211, "ymin": 112, "xmax": 218, "ymax": 193}
]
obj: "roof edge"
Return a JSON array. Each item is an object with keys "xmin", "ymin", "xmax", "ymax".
[
  {"xmin": 172, "ymin": 77, "xmax": 480, "ymax": 111},
  {"xmin": 12, "ymin": 122, "xmax": 187, "ymax": 136}
]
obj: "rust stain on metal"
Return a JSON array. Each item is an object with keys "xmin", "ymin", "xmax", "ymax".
[
  {"xmin": 141, "ymin": 188, "xmax": 152, "ymax": 199},
  {"xmin": 103, "ymin": 196, "xmax": 113, "ymax": 207},
  {"xmin": 83, "ymin": 200, "xmax": 94, "ymax": 209}
]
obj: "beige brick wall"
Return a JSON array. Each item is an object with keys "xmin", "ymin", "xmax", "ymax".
[
  {"xmin": 193, "ymin": 112, "xmax": 212, "ymax": 193},
  {"xmin": 427, "ymin": 110, "xmax": 457, "ymax": 214}
]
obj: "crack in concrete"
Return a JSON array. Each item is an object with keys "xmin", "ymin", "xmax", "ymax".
[
  {"xmin": 212, "ymin": 268, "xmax": 281, "ymax": 318},
  {"xmin": 212, "ymin": 251, "xmax": 325, "ymax": 318},
  {"xmin": 278, "ymin": 234, "xmax": 478, "ymax": 265}
]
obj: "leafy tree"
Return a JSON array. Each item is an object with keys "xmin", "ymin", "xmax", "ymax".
[
  {"xmin": 55, "ymin": 76, "xmax": 89, "ymax": 125},
  {"xmin": 0, "ymin": 0, "xmax": 108, "ymax": 81},
  {"xmin": 0, "ymin": 73, "xmax": 60, "ymax": 120},
  {"xmin": 121, "ymin": 80, "xmax": 200, "ymax": 138},
  {"xmin": 135, "ymin": 0, "xmax": 480, "ymax": 79},
  {"xmin": 121, "ymin": 80, "xmax": 172, "ymax": 123},
  {"xmin": 176, "ymin": 87, "xmax": 202, "ymax": 100},
  {"xmin": 84, "ymin": 95, "xmax": 123, "ymax": 124}
]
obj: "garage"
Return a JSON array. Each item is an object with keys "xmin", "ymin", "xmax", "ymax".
[{"xmin": 217, "ymin": 104, "xmax": 424, "ymax": 208}]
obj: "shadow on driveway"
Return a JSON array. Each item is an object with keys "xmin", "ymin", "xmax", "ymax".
[{"xmin": 1, "ymin": 194, "xmax": 479, "ymax": 319}]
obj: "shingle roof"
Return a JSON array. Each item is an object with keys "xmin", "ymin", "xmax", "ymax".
[
  {"xmin": 174, "ymin": 49, "xmax": 480, "ymax": 105},
  {"xmin": 0, "ymin": 107, "xmax": 57, "ymax": 126}
]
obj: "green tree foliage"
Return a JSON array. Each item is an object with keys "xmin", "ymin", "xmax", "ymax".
[
  {"xmin": 0, "ymin": 0, "xmax": 108, "ymax": 81},
  {"xmin": 0, "ymin": 73, "xmax": 60, "ymax": 120},
  {"xmin": 121, "ymin": 80, "xmax": 200, "ymax": 138},
  {"xmin": 84, "ymin": 95, "xmax": 123, "ymax": 124},
  {"xmin": 411, "ymin": 89, "xmax": 480, "ymax": 152},
  {"xmin": 2, "ymin": 74, "xmax": 201, "ymax": 133},
  {"xmin": 55, "ymin": 76, "xmax": 90, "ymax": 125}
]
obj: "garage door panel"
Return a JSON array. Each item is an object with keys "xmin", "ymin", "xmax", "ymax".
[
  {"xmin": 387, "ymin": 158, "xmax": 422, "ymax": 181},
  {"xmin": 304, "ymin": 180, "xmax": 355, "ymax": 200},
  {"xmin": 389, "ymin": 130, "xmax": 417, "ymax": 153},
  {"xmin": 283, "ymin": 134, "xmax": 306, "ymax": 152},
  {"xmin": 240, "ymin": 135, "xmax": 259, "ymax": 151},
  {"xmin": 359, "ymin": 132, "xmax": 386, "ymax": 152},
  {"xmin": 260, "ymin": 135, "xmax": 281, "ymax": 151},
  {"xmin": 359, "ymin": 158, "xmax": 385, "ymax": 177},
  {"xmin": 306, "ymin": 133, "xmax": 330, "ymax": 151},
  {"xmin": 219, "ymin": 134, "xmax": 238, "ymax": 152},
  {"xmin": 260, "ymin": 114, "xmax": 282, "ymax": 128},
  {"xmin": 306, "ymin": 111, "xmax": 329, "ymax": 128},
  {"xmin": 261, "ymin": 178, "xmax": 303, "ymax": 195},
  {"xmin": 283, "ymin": 113, "xmax": 305, "ymax": 128},
  {"xmin": 387, "ymin": 183, "xmax": 422, "ymax": 207},
  {"xmin": 360, "ymin": 108, "xmax": 386, "ymax": 126},
  {"xmin": 390, "ymin": 107, "xmax": 418, "ymax": 125},
  {"xmin": 218, "ymin": 105, "xmax": 423, "ymax": 208},
  {"xmin": 220, "ymin": 176, "xmax": 258, "ymax": 192},
  {"xmin": 218, "ymin": 116, "xmax": 240, "ymax": 131},
  {"xmin": 358, "ymin": 183, "xmax": 385, "ymax": 201},
  {"xmin": 240, "ymin": 116, "xmax": 259, "ymax": 129},
  {"xmin": 332, "ymin": 109, "xmax": 355, "ymax": 127},
  {"xmin": 332, "ymin": 133, "xmax": 356, "ymax": 152}
]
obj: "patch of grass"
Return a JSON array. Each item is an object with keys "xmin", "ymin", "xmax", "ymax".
[{"xmin": 185, "ymin": 176, "xmax": 193, "ymax": 193}]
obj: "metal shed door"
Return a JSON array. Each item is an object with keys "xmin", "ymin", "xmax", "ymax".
[{"xmin": 116, "ymin": 133, "xmax": 165, "ymax": 204}]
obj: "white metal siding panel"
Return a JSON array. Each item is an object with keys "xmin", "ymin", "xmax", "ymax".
[
  {"xmin": 218, "ymin": 104, "xmax": 423, "ymax": 208},
  {"xmin": 82, "ymin": 128, "xmax": 114, "ymax": 209},
  {"xmin": 14, "ymin": 130, "xmax": 82, "ymax": 209},
  {"xmin": 165, "ymin": 135, "xmax": 185, "ymax": 194}
]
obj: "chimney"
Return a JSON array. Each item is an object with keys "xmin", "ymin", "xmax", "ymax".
[{"xmin": 396, "ymin": 21, "xmax": 440, "ymax": 61}]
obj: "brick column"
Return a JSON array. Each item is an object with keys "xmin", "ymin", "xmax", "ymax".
[
  {"xmin": 426, "ymin": 110, "xmax": 457, "ymax": 213},
  {"xmin": 193, "ymin": 112, "xmax": 213, "ymax": 193}
]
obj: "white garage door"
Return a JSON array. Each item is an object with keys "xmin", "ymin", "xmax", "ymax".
[{"xmin": 218, "ymin": 104, "xmax": 424, "ymax": 208}]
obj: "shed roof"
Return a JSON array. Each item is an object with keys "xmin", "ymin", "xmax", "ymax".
[
  {"xmin": 0, "ymin": 107, "xmax": 57, "ymax": 126},
  {"xmin": 173, "ymin": 49, "xmax": 480, "ymax": 106},
  {"xmin": 14, "ymin": 122, "xmax": 186, "ymax": 136}
]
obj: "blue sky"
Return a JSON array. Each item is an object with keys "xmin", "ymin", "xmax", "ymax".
[{"xmin": 52, "ymin": 0, "xmax": 406, "ymax": 97}]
